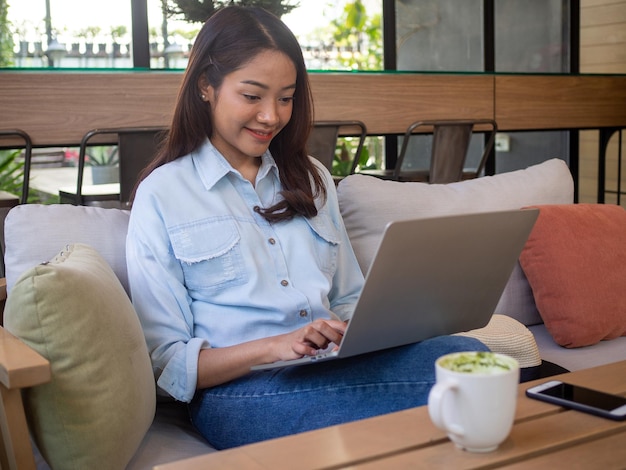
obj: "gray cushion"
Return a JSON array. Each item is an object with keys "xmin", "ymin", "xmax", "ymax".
[
  {"xmin": 337, "ymin": 158, "xmax": 574, "ymax": 326},
  {"xmin": 529, "ymin": 325, "xmax": 626, "ymax": 372}
]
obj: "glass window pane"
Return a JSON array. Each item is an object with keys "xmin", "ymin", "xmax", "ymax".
[
  {"xmin": 393, "ymin": 0, "xmax": 483, "ymax": 171},
  {"xmin": 146, "ymin": 0, "xmax": 382, "ymax": 71},
  {"xmin": 147, "ymin": 0, "xmax": 197, "ymax": 69},
  {"xmin": 494, "ymin": 1, "xmax": 571, "ymax": 176},
  {"xmin": 495, "ymin": 0, "xmax": 570, "ymax": 73},
  {"xmin": 4, "ymin": 0, "xmax": 383, "ymax": 70},
  {"xmin": 284, "ymin": 0, "xmax": 383, "ymax": 71},
  {"xmin": 7, "ymin": 0, "xmax": 133, "ymax": 68},
  {"xmin": 395, "ymin": 0, "xmax": 484, "ymax": 72}
]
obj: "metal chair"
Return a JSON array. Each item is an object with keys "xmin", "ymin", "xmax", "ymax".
[
  {"xmin": 59, "ymin": 127, "xmax": 165, "ymax": 209},
  {"xmin": 0, "ymin": 128, "xmax": 33, "ymax": 204},
  {"xmin": 0, "ymin": 129, "xmax": 32, "ymax": 277},
  {"xmin": 307, "ymin": 120, "xmax": 367, "ymax": 175},
  {"xmin": 362, "ymin": 119, "xmax": 497, "ymax": 184}
]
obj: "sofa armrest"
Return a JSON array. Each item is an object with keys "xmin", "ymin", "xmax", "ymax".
[{"xmin": 0, "ymin": 287, "xmax": 52, "ymax": 470}]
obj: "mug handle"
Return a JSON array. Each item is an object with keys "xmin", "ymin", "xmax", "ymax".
[{"xmin": 428, "ymin": 379, "xmax": 465, "ymax": 436}]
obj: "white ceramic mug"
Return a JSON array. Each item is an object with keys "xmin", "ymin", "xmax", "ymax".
[{"xmin": 428, "ymin": 351, "xmax": 520, "ymax": 452}]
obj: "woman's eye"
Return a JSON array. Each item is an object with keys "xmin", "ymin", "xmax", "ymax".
[
  {"xmin": 243, "ymin": 94, "xmax": 260, "ymax": 101},
  {"xmin": 279, "ymin": 96, "xmax": 295, "ymax": 104}
]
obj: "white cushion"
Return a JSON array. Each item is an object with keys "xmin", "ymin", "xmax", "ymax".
[
  {"xmin": 337, "ymin": 158, "xmax": 574, "ymax": 325},
  {"xmin": 4, "ymin": 204, "xmax": 130, "ymax": 294}
]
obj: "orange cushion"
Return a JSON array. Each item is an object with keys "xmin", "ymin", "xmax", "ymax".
[{"xmin": 519, "ymin": 204, "xmax": 626, "ymax": 348}]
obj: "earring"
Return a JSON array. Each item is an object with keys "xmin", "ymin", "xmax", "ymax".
[{"xmin": 201, "ymin": 94, "xmax": 206, "ymax": 100}]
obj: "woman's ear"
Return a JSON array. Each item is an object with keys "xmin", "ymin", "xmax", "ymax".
[{"xmin": 198, "ymin": 77, "xmax": 212, "ymax": 102}]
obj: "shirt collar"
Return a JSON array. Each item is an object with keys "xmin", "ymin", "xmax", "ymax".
[{"xmin": 192, "ymin": 138, "xmax": 279, "ymax": 191}]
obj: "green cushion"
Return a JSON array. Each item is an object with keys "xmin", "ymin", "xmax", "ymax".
[{"xmin": 4, "ymin": 244, "xmax": 155, "ymax": 469}]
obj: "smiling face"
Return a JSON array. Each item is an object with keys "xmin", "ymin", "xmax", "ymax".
[{"xmin": 200, "ymin": 49, "xmax": 297, "ymax": 175}]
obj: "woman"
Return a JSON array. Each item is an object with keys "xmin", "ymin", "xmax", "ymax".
[{"xmin": 127, "ymin": 5, "xmax": 487, "ymax": 450}]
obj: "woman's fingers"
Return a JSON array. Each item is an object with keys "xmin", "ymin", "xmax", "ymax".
[{"xmin": 300, "ymin": 320, "xmax": 346, "ymax": 352}]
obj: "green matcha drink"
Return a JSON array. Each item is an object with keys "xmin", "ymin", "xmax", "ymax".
[{"xmin": 438, "ymin": 351, "xmax": 517, "ymax": 374}]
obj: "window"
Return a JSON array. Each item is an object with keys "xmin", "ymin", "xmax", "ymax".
[
  {"xmin": 3, "ymin": 0, "xmax": 382, "ymax": 70},
  {"xmin": 390, "ymin": 0, "xmax": 572, "ymax": 176}
]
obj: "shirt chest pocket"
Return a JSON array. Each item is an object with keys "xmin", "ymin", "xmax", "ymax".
[
  {"xmin": 304, "ymin": 211, "xmax": 341, "ymax": 275},
  {"xmin": 169, "ymin": 219, "xmax": 247, "ymax": 292}
]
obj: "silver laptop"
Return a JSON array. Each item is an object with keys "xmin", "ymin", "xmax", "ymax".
[{"xmin": 252, "ymin": 208, "xmax": 539, "ymax": 371}]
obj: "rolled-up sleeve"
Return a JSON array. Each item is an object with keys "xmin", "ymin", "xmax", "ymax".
[{"xmin": 126, "ymin": 183, "xmax": 209, "ymax": 403}]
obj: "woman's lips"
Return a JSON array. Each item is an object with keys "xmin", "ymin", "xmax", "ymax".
[{"xmin": 247, "ymin": 128, "xmax": 273, "ymax": 142}]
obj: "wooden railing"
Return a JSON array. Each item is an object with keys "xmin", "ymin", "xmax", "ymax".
[
  {"xmin": 1, "ymin": 71, "xmax": 624, "ymax": 148},
  {"xmin": 1, "ymin": 71, "xmax": 625, "ymax": 203}
]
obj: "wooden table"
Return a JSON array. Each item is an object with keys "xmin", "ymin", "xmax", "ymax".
[{"xmin": 156, "ymin": 360, "xmax": 626, "ymax": 469}]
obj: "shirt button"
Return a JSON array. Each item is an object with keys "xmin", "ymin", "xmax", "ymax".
[
  {"xmin": 299, "ymin": 310, "xmax": 308, "ymax": 317},
  {"xmin": 281, "ymin": 279, "xmax": 289, "ymax": 287},
  {"xmin": 268, "ymin": 238, "xmax": 276, "ymax": 245}
]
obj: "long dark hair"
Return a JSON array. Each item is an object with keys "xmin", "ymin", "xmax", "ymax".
[{"xmin": 137, "ymin": 6, "xmax": 325, "ymax": 222}]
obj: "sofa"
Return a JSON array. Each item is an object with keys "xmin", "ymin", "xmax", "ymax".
[{"xmin": 0, "ymin": 158, "xmax": 624, "ymax": 469}]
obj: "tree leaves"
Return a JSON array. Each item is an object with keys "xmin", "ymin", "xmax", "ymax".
[{"xmin": 165, "ymin": 0, "xmax": 300, "ymax": 23}]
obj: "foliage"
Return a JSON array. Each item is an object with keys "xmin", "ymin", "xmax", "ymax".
[
  {"xmin": 110, "ymin": 25, "xmax": 128, "ymax": 41},
  {"xmin": 86, "ymin": 146, "xmax": 119, "ymax": 166},
  {"xmin": 0, "ymin": 149, "xmax": 63, "ymax": 204},
  {"xmin": 0, "ymin": 149, "xmax": 24, "ymax": 197},
  {"xmin": 171, "ymin": 27, "xmax": 200, "ymax": 42},
  {"xmin": 331, "ymin": 136, "xmax": 382, "ymax": 177},
  {"xmin": 76, "ymin": 26, "xmax": 102, "ymax": 40},
  {"xmin": 0, "ymin": 0, "xmax": 14, "ymax": 67},
  {"xmin": 330, "ymin": 0, "xmax": 383, "ymax": 71},
  {"xmin": 166, "ymin": 0, "xmax": 299, "ymax": 23}
]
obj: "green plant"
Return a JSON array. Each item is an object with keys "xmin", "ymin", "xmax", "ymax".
[
  {"xmin": 78, "ymin": 26, "xmax": 101, "ymax": 41},
  {"xmin": 331, "ymin": 136, "xmax": 381, "ymax": 177},
  {"xmin": 0, "ymin": 0, "xmax": 15, "ymax": 67},
  {"xmin": 166, "ymin": 0, "xmax": 299, "ymax": 23},
  {"xmin": 110, "ymin": 25, "xmax": 128, "ymax": 42},
  {"xmin": 170, "ymin": 28, "xmax": 200, "ymax": 42},
  {"xmin": 0, "ymin": 149, "xmax": 60, "ymax": 204},
  {"xmin": 86, "ymin": 146, "xmax": 119, "ymax": 166},
  {"xmin": 0, "ymin": 149, "xmax": 24, "ymax": 196},
  {"xmin": 330, "ymin": 0, "xmax": 383, "ymax": 71}
]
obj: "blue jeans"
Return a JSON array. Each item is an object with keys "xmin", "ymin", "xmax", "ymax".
[{"xmin": 189, "ymin": 335, "xmax": 488, "ymax": 449}]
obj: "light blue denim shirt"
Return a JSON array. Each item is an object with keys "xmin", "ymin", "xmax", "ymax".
[{"xmin": 126, "ymin": 139, "xmax": 364, "ymax": 402}]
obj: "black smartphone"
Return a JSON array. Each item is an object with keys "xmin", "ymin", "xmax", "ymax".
[{"xmin": 526, "ymin": 380, "xmax": 626, "ymax": 421}]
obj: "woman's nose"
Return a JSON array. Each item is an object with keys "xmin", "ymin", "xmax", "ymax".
[{"xmin": 257, "ymin": 103, "xmax": 279, "ymax": 125}]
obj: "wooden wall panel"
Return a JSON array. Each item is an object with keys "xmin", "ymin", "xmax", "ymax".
[
  {"xmin": 580, "ymin": 23, "xmax": 626, "ymax": 46},
  {"xmin": 308, "ymin": 73, "xmax": 495, "ymax": 135},
  {"xmin": 0, "ymin": 72, "xmax": 494, "ymax": 147},
  {"xmin": 580, "ymin": 1, "xmax": 626, "ymax": 72},
  {"xmin": 579, "ymin": 0, "xmax": 626, "ymax": 205},
  {"xmin": 3, "ymin": 71, "xmax": 624, "ymax": 147},
  {"xmin": 495, "ymin": 75, "xmax": 626, "ymax": 131},
  {"xmin": 581, "ymin": 1, "xmax": 626, "ymax": 26},
  {"xmin": 0, "ymin": 72, "xmax": 182, "ymax": 147}
]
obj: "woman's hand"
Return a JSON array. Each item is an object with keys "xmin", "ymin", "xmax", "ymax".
[
  {"xmin": 274, "ymin": 319, "xmax": 348, "ymax": 361},
  {"xmin": 197, "ymin": 319, "xmax": 347, "ymax": 389}
]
